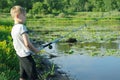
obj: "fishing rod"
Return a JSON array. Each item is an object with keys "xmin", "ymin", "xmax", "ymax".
[
  {"xmin": 38, "ymin": 12, "xmax": 112, "ymax": 51},
  {"xmin": 38, "ymin": 24, "xmax": 87, "ymax": 51}
]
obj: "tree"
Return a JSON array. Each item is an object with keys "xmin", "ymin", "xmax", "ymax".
[
  {"xmin": 30, "ymin": 2, "xmax": 47, "ymax": 15},
  {"xmin": 84, "ymin": 1, "xmax": 94, "ymax": 11},
  {"xmin": 111, "ymin": 0, "xmax": 119, "ymax": 10},
  {"xmin": 76, "ymin": 0, "xmax": 88, "ymax": 11},
  {"xmin": 0, "ymin": 0, "xmax": 8, "ymax": 12},
  {"xmin": 103, "ymin": 0, "xmax": 112, "ymax": 11},
  {"xmin": 0, "ymin": 0, "xmax": 120, "ymax": 13},
  {"xmin": 92, "ymin": 0, "xmax": 105, "ymax": 12},
  {"xmin": 44, "ymin": 0, "xmax": 63, "ymax": 13},
  {"xmin": 62, "ymin": 0, "xmax": 71, "ymax": 12},
  {"xmin": 117, "ymin": 0, "xmax": 120, "ymax": 11}
]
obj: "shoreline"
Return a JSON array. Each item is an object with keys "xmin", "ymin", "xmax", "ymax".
[{"xmin": 34, "ymin": 55, "xmax": 71, "ymax": 80}]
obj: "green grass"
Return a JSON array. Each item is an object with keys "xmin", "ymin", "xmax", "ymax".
[
  {"xmin": 0, "ymin": 25, "xmax": 19, "ymax": 80},
  {"xmin": 27, "ymin": 18, "xmax": 120, "ymax": 43}
]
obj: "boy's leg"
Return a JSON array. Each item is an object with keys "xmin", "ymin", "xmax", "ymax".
[
  {"xmin": 19, "ymin": 57, "xmax": 28, "ymax": 79},
  {"xmin": 19, "ymin": 55, "xmax": 38, "ymax": 80}
]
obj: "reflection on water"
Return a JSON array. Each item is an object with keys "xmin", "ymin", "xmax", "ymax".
[
  {"xmin": 55, "ymin": 42, "xmax": 120, "ymax": 56},
  {"xmin": 51, "ymin": 54, "xmax": 120, "ymax": 80},
  {"xmin": 47, "ymin": 42, "xmax": 120, "ymax": 80}
]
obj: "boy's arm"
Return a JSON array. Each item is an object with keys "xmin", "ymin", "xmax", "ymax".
[{"xmin": 22, "ymin": 33, "xmax": 40, "ymax": 53}]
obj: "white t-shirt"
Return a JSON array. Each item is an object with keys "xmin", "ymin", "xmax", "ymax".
[{"xmin": 11, "ymin": 24, "xmax": 33, "ymax": 57}]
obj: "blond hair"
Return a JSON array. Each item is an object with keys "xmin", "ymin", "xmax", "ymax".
[{"xmin": 10, "ymin": 5, "xmax": 26, "ymax": 18}]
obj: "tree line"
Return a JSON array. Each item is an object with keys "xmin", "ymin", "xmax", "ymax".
[{"xmin": 0, "ymin": 0, "xmax": 120, "ymax": 14}]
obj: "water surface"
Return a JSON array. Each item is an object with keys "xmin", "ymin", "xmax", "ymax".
[{"xmin": 51, "ymin": 54, "xmax": 120, "ymax": 80}]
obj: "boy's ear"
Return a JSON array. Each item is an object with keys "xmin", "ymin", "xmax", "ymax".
[
  {"xmin": 15, "ymin": 13, "xmax": 19, "ymax": 18},
  {"xmin": 16, "ymin": 14, "xmax": 19, "ymax": 18}
]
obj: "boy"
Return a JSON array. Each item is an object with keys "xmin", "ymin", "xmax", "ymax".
[{"xmin": 10, "ymin": 5, "xmax": 40, "ymax": 80}]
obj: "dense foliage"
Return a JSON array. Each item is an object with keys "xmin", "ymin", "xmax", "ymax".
[
  {"xmin": 0, "ymin": 25, "xmax": 19, "ymax": 80},
  {"xmin": 0, "ymin": 0, "xmax": 120, "ymax": 14}
]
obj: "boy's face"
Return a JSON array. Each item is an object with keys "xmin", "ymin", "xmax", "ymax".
[
  {"xmin": 19, "ymin": 12, "xmax": 26, "ymax": 23},
  {"xmin": 14, "ymin": 12, "xmax": 26, "ymax": 24}
]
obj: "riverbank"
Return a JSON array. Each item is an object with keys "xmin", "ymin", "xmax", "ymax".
[{"xmin": 34, "ymin": 55, "xmax": 71, "ymax": 80}]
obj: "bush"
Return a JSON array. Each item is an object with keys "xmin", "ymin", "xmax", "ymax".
[
  {"xmin": 0, "ymin": 25, "xmax": 19, "ymax": 80},
  {"xmin": 0, "ymin": 72, "xmax": 7, "ymax": 80},
  {"xmin": 34, "ymin": 14, "xmax": 43, "ymax": 19},
  {"xmin": 57, "ymin": 13, "xmax": 66, "ymax": 18},
  {"xmin": 27, "ymin": 14, "xmax": 33, "ymax": 18},
  {"xmin": 46, "ymin": 14, "xmax": 55, "ymax": 18}
]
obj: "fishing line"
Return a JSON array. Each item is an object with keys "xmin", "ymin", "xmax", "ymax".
[{"xmin": 38, "ymin": 12, "xmax": 112, "ymax": 51}]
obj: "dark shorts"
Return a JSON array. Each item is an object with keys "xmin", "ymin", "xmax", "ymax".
[{"xmin": 18, "ymin": 55, "xmax": 38, "ymax": 80}]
